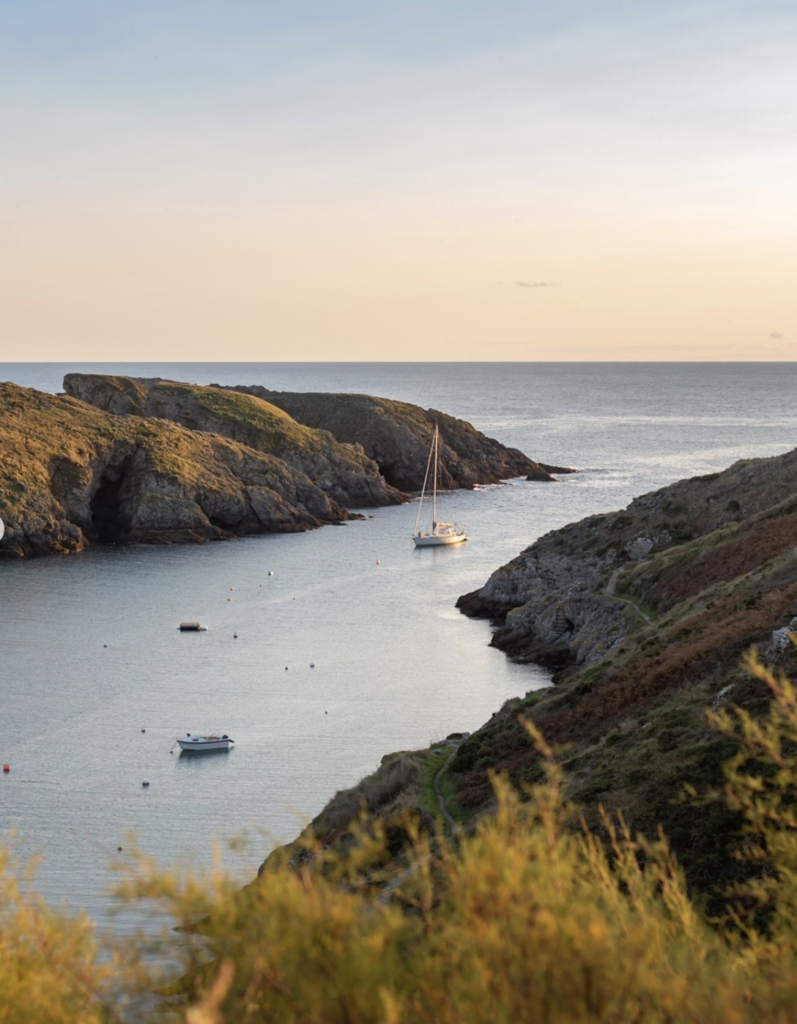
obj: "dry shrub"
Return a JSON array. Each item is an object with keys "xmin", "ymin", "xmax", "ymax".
[
  {"xmin": 313, "ymin": 753, "xmax": 423, "ymax": 837},
  {"xmin": 14, "ymin": 655, "xmax": 797, "ymax": 1021}
]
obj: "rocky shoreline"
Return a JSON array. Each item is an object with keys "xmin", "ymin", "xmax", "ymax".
[{"xmin": 457, "ymin": 447, "xmax": 797, "ymax": 677}]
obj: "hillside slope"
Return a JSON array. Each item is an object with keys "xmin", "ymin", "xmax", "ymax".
[{"xmin": 450, "ymin": 446, "xmax": 797, "ymax": 894}]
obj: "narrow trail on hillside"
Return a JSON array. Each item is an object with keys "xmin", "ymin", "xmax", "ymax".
[
  {"xmin": 604, "ymin": 568, "xmax": 654, "ymax": 625},
  {"xmin": 377, "ymin": 746, "xmax": 461, "ymax": 906},
  {"xmin": 434, "ymin": 749, "xmax": 459, "ymax": 835}
]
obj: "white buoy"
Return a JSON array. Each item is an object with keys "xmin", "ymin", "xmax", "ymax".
[
  {"xmin": 142, "ymin": 779, "xmax": 150, "ymax": 787},
  {"xmin": 268, "ymin": 571, "xmax": 274, "ymax": 576}
]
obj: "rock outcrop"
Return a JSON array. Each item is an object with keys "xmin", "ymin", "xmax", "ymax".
[
  {"xmin": 63, "ymin": 375, "xmax": 403, "ymax": 509},
  {"xmin": 0, "ymin": 383, "xmax": 351, "ymax": 557},
  {"xmin": 458, "ymin": 448, "xmax": 797, "ymax": 672},
  {"xmin": 216, "ymin": 385, "xmax": 569, "ymax": 489}
]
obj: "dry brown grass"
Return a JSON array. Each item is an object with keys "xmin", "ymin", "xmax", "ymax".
[{"xmin": 644, "ymin": 511, "xmax": 797, "ymax": 612}]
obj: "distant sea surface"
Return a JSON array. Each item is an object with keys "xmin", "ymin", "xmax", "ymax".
[{"xmin": 2, "ymin": 362, "xmax": 797, "ymax": 930}]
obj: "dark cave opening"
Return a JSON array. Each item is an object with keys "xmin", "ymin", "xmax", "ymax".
[{"xmin": 89, "ymin": 461, "xmax": 132, "ymax": 542}]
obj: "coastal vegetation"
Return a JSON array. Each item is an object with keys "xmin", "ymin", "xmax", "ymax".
[{"xmin": 6, "ymin": 653, "xmax": 797, "ymax": 1022}]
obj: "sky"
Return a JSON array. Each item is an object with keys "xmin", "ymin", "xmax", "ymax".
[{"xmin": 1, "ymin": 0, "xmax": 796, "ymax": 361}]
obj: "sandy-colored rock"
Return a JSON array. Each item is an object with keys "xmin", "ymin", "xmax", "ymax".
[{"xmin": 0, "ymin": 383, "xmax": 351, "ymax": 557}]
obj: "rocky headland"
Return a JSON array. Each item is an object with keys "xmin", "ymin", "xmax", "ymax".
[
  {"xmin": 214, "ymin": 384, "xmax": 567, "ymax": 489},
  {"xmin": 63, "ymin": 374, "xmax": 402, "ymax": 509},
  {"xmin": 1, "ymin": 374, "xmax": 564, "ymax": 557},
  {"xmin": 457, "ymin": 448, "xmax": 797, "ymax": 674}
]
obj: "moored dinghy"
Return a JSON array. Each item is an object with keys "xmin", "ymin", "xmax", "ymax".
[{"xmin": 177, "ymin": 733, "xmax": 234, "ymax": 752}]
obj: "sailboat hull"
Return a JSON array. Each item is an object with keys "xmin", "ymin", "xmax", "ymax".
[{"xmin": 413, "ymin": 531, "xmax": 467, "ymax": 547}]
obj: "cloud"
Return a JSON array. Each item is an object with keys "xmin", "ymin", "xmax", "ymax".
[{"xmin": 515, "ymin": 280, "xmax": 557, "ymax": 288}]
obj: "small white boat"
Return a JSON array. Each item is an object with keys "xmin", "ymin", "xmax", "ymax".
[
  {"xmin": 177, "ymin": 733, "xmax": 234, "ymax": 752},
  {"xmin": 413, "ymin": 425, "xmax": 467, "ymax": 548}
]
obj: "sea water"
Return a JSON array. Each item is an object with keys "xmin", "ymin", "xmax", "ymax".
[{"xmin": 2, "ymin": 362, "xmax": 797, "ymax": 929}]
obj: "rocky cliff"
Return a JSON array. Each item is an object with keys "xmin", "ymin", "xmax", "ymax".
[
  {"xmin": 458, "ymin": 449, "xmax": 797, "ymax": 672},
  {"xmin": 294, "ymin": 445, "xmax": 797, "ymax": 905},
  {"xmin": 63, "ymin": 375, "xmax": 403, "ymax": 509},
  {"xmin": 0, "ymin": 383, "xmax": 353, "ymax": 557},
  {"xmin": 217, "ymin": 385, "xmax": 568, "ymax": 489}
]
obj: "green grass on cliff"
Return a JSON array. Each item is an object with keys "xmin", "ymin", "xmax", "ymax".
[{"xmin": 154, "ymin": 382, "xmax": 348, "ymax": 459}]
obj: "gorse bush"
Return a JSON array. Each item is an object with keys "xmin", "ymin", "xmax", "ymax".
[{"xmin": 10, "ymin": 651, "xmax": 797, "ymax": 1022}]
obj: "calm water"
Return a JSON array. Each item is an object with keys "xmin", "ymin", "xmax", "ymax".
[{"xmin": 2, "ymin": 362, "xmax": 797, "ymax": 928}]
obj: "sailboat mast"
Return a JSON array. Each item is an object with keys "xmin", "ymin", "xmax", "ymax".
[{"xmin": 432, "ymin": 425, "xmax": 438, "ymax": 526}]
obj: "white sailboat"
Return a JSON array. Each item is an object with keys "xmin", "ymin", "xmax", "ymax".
[{"xmin": 412, "ymin": 425, "xmax": 467, "ymax": 548}]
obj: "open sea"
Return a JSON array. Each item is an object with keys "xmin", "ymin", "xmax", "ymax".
[{"xmin": 2, "ymin": 361, "xmax": 797, "ymax": 931}]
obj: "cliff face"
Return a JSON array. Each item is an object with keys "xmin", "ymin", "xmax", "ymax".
[
  {"xmin": 217, "ymin": 385, "xmax": 567, "ymax": 489},
  {"xmin": 63, "ymin": 375, "xmax": 403, "ymax": 509},
  {"xmin": 0, "ymin": 384, "xmax": 351, "ymax": 557}
]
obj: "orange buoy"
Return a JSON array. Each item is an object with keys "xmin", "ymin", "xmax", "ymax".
[
  {"xmin": 2, "ymin": 764, "xmax": 9, "ymax": 773},
  {"xmin": 227, "ymin": 598, "xmax": 231, "ymax": 602}
]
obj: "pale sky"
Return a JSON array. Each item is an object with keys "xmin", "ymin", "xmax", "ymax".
[{"xmin": 1, "ymin": 0, "xmax": 795, "ymax": 360}]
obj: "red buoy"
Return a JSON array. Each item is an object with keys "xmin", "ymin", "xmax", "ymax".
[{"xmin": 2, "ymin": 764, "xmax": 9, "ymax": 773}]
